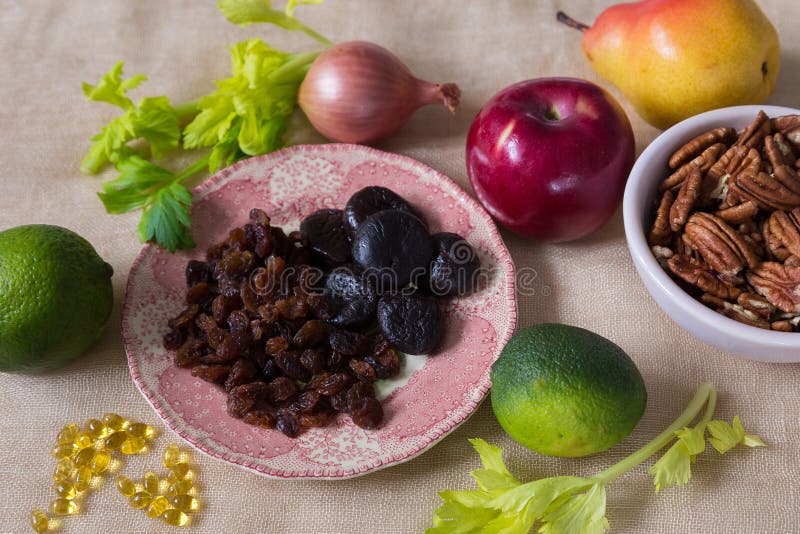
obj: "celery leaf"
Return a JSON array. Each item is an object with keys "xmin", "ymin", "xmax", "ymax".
[
  {"xmin": 708, "ymin": 416, "xmax": 765, "ymax": 453},
  {"xmin": 81, "ymin": 63, "xmax": 180, "ymax": 174},
  {"xmin": 138, "ymin": 181, "xmax": 195, "ymax": 252},
  {"xmin": 538, "ymin": 483, "xmax": 609, "ymax": 534}
]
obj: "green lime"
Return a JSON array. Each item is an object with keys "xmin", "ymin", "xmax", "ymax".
[
  {"xmin": 0, "ymin": 225, "xmax": 113, "ymax": 373},
  {"xmin": 490, "ymin": 323, "xmax": 646, "ymax": 457}
]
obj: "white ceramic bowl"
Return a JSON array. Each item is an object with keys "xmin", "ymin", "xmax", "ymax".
[{"xmin": 623, "ymin": 105, "xmax": 800, "ymax": 363}]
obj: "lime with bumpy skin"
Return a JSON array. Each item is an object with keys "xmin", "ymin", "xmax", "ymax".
[
  {"xmin": 0, "ymin": 224, "xmax": 113, "ymax": 373},
  {"xmin": 490, "ymin": 323, "xmax": 647, "ymax": 457}
]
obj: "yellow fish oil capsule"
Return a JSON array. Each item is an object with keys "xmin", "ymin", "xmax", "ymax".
[
  {"xmin": 162, "ymin": 443, "xmax": 181, "ymax": 468},
  {"xmin": 74, "ymin": 466, "xmax": 92, "ymax": 492},
  {"xmin": 116, "ymin": 475, "xmax": 136, "ymax": 497},
  {"xmin": 102, "ymin": 413, "xmax": 125, "ymax": 431},
  {"xmin": 56, "ymin": 423, "xmax": 80, "ymax": 446},
  {"xmin": 29, "ymin": 509, "xmax": 49, "ymax": 534},
  {"xmin": 73, "ymin": 447, "xmax": 95, "ymax": 467},
  {"xmin": 167, "ymin": 479, "xmax": 192, "ymax": 497},
  {"xmin": 54, "ymin": 480, "xmax": 77, "ymax": 500},
  {"xmin": 143, "ymin": 471, "xmax": 159, "ymax": 494},
  {"xmin": 73, "ymin": 432, "xmax": 93, "ymax": 449},
  {"xmin": 167, "ymin": 462, "xmax": 191, "ymax": 482},
  {"xmin": 85, "ymin": 418, "xmax": 106, "ymax": 439},
  {"xmin": 120, "ymin": 436, "xmax": 146, "ymax": 455},
  {"xmin": 53, "ymin": 457, "xmax": 74, "ymax": 482},
  {"xmin": 89, "ymin": 450, "xmax": 110, "ymax": 475},
  {"xmin": 130, "ymin": 491, "xmax": 152, "ymax": 509},
  {"xmin": 162, "ymin": 508, "xmax": 189, "ymax": 527},
  {"xmin": 51, "ymin": 443, "xmax": 75, "ymax": 460},
  {"xmin": 50, "ymin": 498, "xmax": 78, "ymax": 515},
  {"xmin": 103, "ymin": 431, "xmax": 126, "ymax": 450},
  {"xmin": 171, "ymin": 494, "xmax": 200, "ymax": 512},
  {"xmin": 146, "ymin": 495, "xmax": 170, "ymax": 519},
  {"xmin": 126, "ymin": 422, "xmax": 155, "ymax": 439}
]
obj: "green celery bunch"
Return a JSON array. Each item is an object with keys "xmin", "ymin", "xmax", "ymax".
[
  {"xmin": 81, "ymin": 0, "xmax": 330, "ymax": 252},
  {"xmin": 429, "ymin": 383, "xmax": 764, "ymax": 534}
]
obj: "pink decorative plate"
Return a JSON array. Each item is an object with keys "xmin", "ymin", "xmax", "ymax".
[{"xmin": 123, "ymin": 144, "xmax": 517, "ymax": 479}]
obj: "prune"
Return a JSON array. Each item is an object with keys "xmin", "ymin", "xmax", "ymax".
[
  {"xmin": 191, "ymin": 364, "xmax": 231, "ymax": 384},
  {"xmin": 243, "ymin": 410, "xmax": 276, "ymax": 429},
  {"xmin": 291, "ymin": 320, "xmax": 334, "ymax": 348},
  {"xmin": 350, "ymin": 397, "xmax": 383, "ymax": 429},
  {"xmin": 329, "ymin": 330, "xmax": 371, "ymax": 357},
  {"xmin": 322, "ymin": 266, "xmax": 378, "ymax": 327},
  {"xmin": 377, "ymin": 292, "xmax": 442, "ymax": 354},
  {"xmin": 299, "ymin": 209, "xmax": 352, "ymax": 268},
  {"xmin": 428, "ymin": 232, "xmax": 480, "ymax": 297},
  {"xmin": 276, "ymin": 409, "xmax": 300, "ymax": 437},
  {"xmin": 224, "ymin": 359, "xmax": 259, "ymax": 392},
  {"xmin": 351, "ymin": 210, "xmax": 432, "ymax": 290},
  {"xmin": 343, "ymin": 186, "xmax": 424, "ymax": 234}
]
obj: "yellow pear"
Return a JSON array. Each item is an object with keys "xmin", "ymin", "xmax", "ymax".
[{"xmin": 559, "ymin": 0, "xmax": 780, "ymax": 129}]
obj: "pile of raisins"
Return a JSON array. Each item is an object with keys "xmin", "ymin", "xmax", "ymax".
[{"xmin": 163, "ymin": 187, "xmax": 480, "ymax": 438}]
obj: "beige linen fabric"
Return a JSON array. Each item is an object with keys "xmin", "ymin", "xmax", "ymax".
[{"xmin": 1, "ymin": 0, "xmax": 799, "ymax": 532}]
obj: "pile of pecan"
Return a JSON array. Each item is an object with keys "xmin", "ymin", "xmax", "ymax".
[{"xmin": 648, "ymin": 111, "xmax": 800, "ymax": 331}]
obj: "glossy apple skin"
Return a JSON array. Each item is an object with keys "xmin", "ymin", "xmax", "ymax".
[{"xmin": 466, "ymin": 77, "xmax": 635, "ymax": 242}]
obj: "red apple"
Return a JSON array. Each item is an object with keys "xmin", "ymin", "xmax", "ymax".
[{"xmin": 466, "ymin": 77, "xmax": 635, "ymax": 242}]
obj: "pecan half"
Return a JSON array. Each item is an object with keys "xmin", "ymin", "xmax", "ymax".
[
  {"xmin": 660, "ymin": 143, "xmax": 725, "ymax": 192},
  {"xmin": 771, "ymin": 114, "xmax": 800, "ymax": 148},
  {"xmin": 768, "ymin": 208, "xmax": 800, "ymax": 258},
  {"xmin": 715, "ymin": 200, "xmax": 758, "ymax": 225},
  {"xmin": 669, "ymin": 127, "xmax": 737, "ymax": 169},
  {"xmin": 771, "ymin": 319, "xmax": 794, "ymax": 332},
  {"xmin": 667, "ymin": 254, "xmax": 741, "ymax": 300},
  {"xmin": 765, "ymin": 133, "xmax": 796, "ymax": 169},
  {"xmin": 718, "ymin": 301, "xmax": 771, "ymax": 330},
  {"xmin": 731, "ymin": 166, "xmax": 800, "ymax": 211},
  {"xmin": 736, "ymin": 292, "xmax": 775, "ymax": 319},
  {"xmin": 762, "ymin": 216, "xmax": 792, "ymax": 261},
  {"xmin": 747, "ymin": 262, "xmax": 800, "ymax": 313},
  {"xmin": 684, "ymin": 212, "xmax": 760, "ymax": 277},
  {"xmin": 669, "ymin": 167, "xmax": 702, "ymax": 231},
  {"xmin": 704, "ymin": 145, "xmax": 760, "ymax": 206},
  {"xmin": 648, "ymin": 190, "xmax": 675, "ymax": 246},
  {"xmin": 735, "ymin": 110, "xmax": 771, "ymax": 149}
]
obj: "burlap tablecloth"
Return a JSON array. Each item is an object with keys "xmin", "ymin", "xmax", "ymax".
[{"xmin": 2, "ymin": 0, "xmax": 799, "ymax": 532}]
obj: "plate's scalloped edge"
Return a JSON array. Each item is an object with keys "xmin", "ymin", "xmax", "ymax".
[{"xmin": 122, "ymin": 143, "xmax": 518, "ymax": 480}]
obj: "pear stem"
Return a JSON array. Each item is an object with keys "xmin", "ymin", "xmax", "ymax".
[{"xmin": 556, "ymin": 11, "xmax": 590, "ymax": 32}]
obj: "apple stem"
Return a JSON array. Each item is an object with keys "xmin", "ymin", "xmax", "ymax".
[{"xmin": 556, "ymin": 11, "xmax": 590, "ymax": 32}]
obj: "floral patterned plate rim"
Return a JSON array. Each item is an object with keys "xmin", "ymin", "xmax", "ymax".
[{"xmin": 122, "ymin": 143, "xmax": 517, "ymax": 480}]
